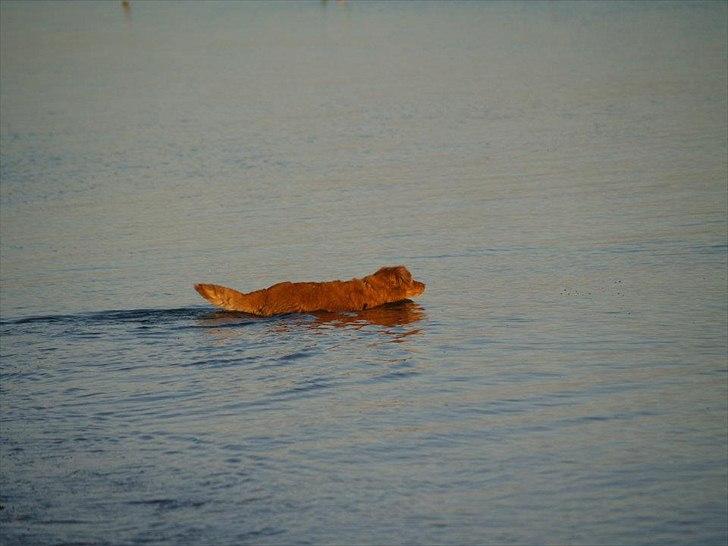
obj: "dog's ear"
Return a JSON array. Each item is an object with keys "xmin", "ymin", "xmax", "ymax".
[
  {"xmin": 372, "ymin": 266, "xmax": 412, "ymax": 286},
  {"xmin": 392, "ymin": 266, "xmax": 412, "ymax": 285}
]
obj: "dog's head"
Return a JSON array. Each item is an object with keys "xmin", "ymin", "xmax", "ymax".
[{"xmin": 366, "ymin": 266, "xmax": 426, "ymax": 300}]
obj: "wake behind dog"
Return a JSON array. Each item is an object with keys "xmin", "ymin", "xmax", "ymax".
[{"xmin": 195, "ymin": 265, "xmax": 425, "ymax": 316}]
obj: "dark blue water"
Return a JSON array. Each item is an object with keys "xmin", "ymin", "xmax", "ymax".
[
  {"xmin": 2, "ymin": 294, "xmax": 725, "ymax": 545},
  {"xmin": 1, "ymin": 1, "xmax": 727, "ymax": 544}
]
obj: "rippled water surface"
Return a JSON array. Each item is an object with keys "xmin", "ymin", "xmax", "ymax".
[{"xmin": 1, "ymin": 2, "xmax": 727, "ymax": 544}]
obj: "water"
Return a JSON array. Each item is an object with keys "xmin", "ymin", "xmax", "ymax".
[{"xmin": 1, "ymin": 1, "xmax": 726, "ymax": 544}]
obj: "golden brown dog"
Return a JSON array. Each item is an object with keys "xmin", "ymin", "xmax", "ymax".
[{"xmin": 194, "ymin": 266, "xmax": 425, "ymax": 316}]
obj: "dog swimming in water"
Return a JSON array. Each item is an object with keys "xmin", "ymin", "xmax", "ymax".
[{"xmin": 194, "ymin": 265, "xmax": 425, "ymax": 316}]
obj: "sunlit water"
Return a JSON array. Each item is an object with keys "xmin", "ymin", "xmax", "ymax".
[{"xmin": 1, "ymin": 2, "xmax": 726, "ymax": 544}]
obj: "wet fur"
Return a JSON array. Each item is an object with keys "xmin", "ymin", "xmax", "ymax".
[{"xmin": 194, "ymin": 266, "xmax": 425, "ymax": 316}]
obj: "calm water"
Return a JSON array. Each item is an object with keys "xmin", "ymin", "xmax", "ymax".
[{"xmin": 1, "ymin": 1, "xmax": 727, "ymax": 544}]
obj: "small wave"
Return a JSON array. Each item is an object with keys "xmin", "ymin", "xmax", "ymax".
[
  {"xmin": 179, "ymin": 355, "xmax": 259, "ymax": 369},
  {"xmin": 273, "ymin": 380, "xmax": 329, "ymax": 398},
  {"xmin": 126, "ymin": 498, "xmax": 207, "ymax": 511},
  {"xmin": 0, "ymin": 306, "xmax": 213, "ymax": 327},
  {"xmin": 692, "ymin": 243, "xmax": 727, "ymax": 254},
  {"xmin": 278, "ymin": 350, "xmax": 314, "ymax": 362}
]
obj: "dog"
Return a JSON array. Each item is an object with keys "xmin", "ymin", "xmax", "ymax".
[{"xmin": 194, "ymin": 265, "xmax": 425, "ymax": 316}]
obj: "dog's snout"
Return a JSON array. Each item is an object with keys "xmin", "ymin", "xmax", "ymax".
[{"xmin": 410, "ymin": 280, "xmax": 426, "ymax": 296}]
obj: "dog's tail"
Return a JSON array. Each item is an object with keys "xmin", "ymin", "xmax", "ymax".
[{"xmin": 194, "ymin": 283, "xmax": 258, "ymax": 313}]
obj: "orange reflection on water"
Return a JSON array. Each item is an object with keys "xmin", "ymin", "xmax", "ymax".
[
  {"xmin": 198, "ymin": 300, "xmax": 426, "ymax": 343},
  {"xmin": 311, "ymin": 300, "xmax": 425, "ymax": 328},
  {"xmin": 309, "ymin": 300, "xmax": 425, "ymax": 342}
]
